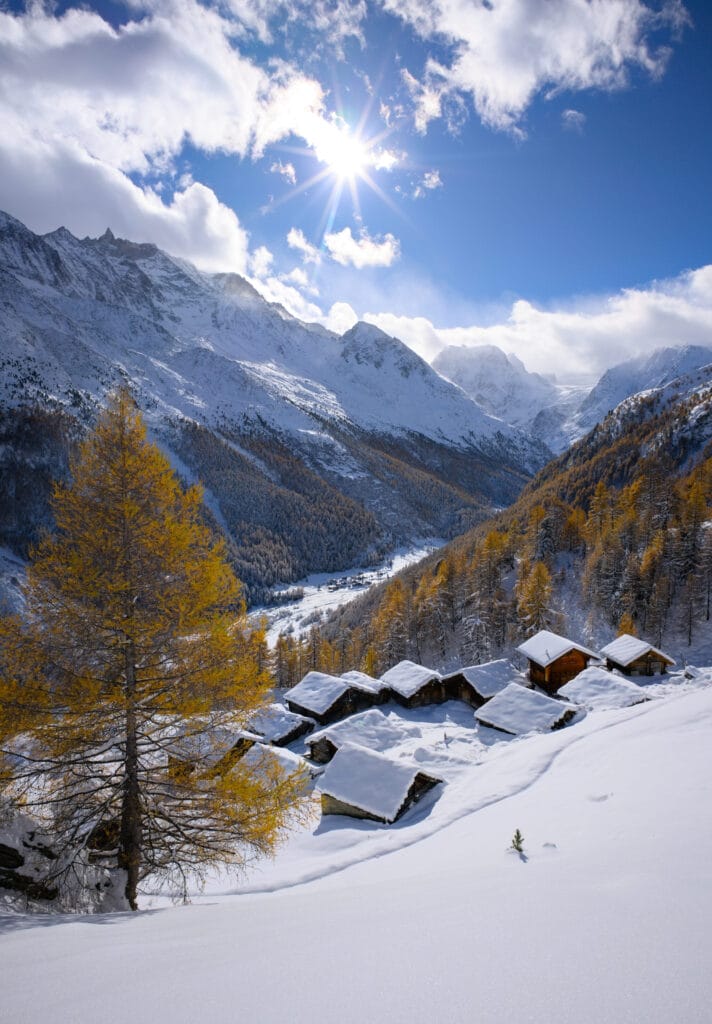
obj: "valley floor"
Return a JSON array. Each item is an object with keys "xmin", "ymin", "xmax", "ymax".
[{"xmin": 2, "ymin": 677, "xmax": 711, "ymax": 1023}]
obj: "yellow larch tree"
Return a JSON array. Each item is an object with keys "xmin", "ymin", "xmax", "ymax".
[{"xmin": 0, "ymin": 390, "xmax": 308, "ymax": 910}]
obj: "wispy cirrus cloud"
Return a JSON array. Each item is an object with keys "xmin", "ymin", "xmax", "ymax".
[{"xmin": 270, "ymin": 160, "xmax": 297, "ymax": 184}]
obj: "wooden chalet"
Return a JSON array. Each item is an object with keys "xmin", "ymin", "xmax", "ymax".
[
  {"xmin": 169, "ymin": 726, "xmax": 260, "ymax": 778},
  {"xmin": 516, "ymin": 630, "xmax": 598, "ymax": 694},
  {"xmin": 247, "ymin": 703, "xmax": 315, "ymax": 747},
  {"xmin": 441, "ymin": 659, "xmax": 516, "ymax": 708},
  {"xmin": 318, "ymin": 742, "xmax": 442, "ymax": 824},
  {"xmin": 599, "ymin": 634, "xmax": 675, "ymax": 677},
  {"xmin": 340, "ymin": 670, "xmax": 391, "ymax": 706},
  {"xmin": 475, "ymin": 683, "xmax": 578, "ymax": 736},
  {"xmin": 380, "ymin": 660, "xmax": 445, "ymax": 708},
  {"xmin": 284, "ymin": 671, "xmax": 373, "ymax": 726},
  {"xmin": 304, "ymin": 708, "xmax": 406, "ymax": 765}
]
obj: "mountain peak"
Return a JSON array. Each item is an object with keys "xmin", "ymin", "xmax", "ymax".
[{"xmin": 43, "ymin": 225, "xmax": 76, "ymax": 244}]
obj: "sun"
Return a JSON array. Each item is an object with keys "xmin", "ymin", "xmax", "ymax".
[
  {"xmin": 264, "ymin": 113, "xmax": 401, "ymax": 229},
  {"xmin": 320, "ymin": 127, "xmax": 370, "ymax": 183}
]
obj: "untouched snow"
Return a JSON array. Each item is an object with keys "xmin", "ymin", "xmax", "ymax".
[
  {"xmin": 305, "ymin": 706, "xmax": 457, "ymax": 760},
  {"xmin": 475, "ymin": 682, "xmax": 576, "ymax": 734},
  {"xmin": 558, "ymin": 666, "xmax": 649, "ymax": 709},
  {"xmin": 2, "ymin": 680, "xmax": 711, "ymax": 1022},
  {"xmin": 246, "ymin": 704, "xmax": 314, "ymax": 744},
  {"xmin": 317, "ymin": 742, "xmax": 442, "ymax": 822},
  {"xmin": 340, "ymin": 670, "xmax": 389, "ymax": 695}
]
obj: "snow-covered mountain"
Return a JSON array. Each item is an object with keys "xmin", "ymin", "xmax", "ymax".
[
  {"xmin": 0, "ymin": 211, "xmax": 544, "ymax": 453},
  {"xmin": 431, "ymin": 343, "xmax": 587, "ymax": 451},
  {"xmin": 432, "ymin": 342, "xmax": 712, "ymax": 454},
  {"xmin": 0, "ymin": 211, "xmax": 550, "ymax": 599},
  {"xmin": 572, "ymin": 344, "xmax": 712, "ymax": 438}
]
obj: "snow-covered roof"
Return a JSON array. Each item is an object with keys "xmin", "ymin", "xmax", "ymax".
[
  {"xmin": 475, "ymin": 683, "xmax": 576, "ymax": 735},
  {"xmin": 171, "ymin": 726, "xmax": 259, "ymax": 767},
  {"xmin": 341, "ymin": 670, "xmax": 390, "ymax": 695},
  {"xmin": 240, "ymin": 742, "xmax": 314, "ymax": 778},
  {"xmin": 307, "ymin": 709, "xmax": 408, "ymax": 755},
  {"xmin": 444, "ymin": 659, "xmax": 518, "ymax": 698},
  {"xmin": 284, "ymin": 671, "xmax": 352, "ymax": 714},
  {"xmin": 516, "ymin": 630, "xmax": 598, "ymax": 668},
  {"xmin": 318, "ymin": 742, "xmax": 441, "ymax": 822},
  {"xmin": 599, "ymin": 634, "xmax": 675, "ymax": 667},
  {"xmin": 247, "ymin": 703, "xmax": 313, "ymax": 743},
  {"xmin": 558, "ymin": 667, "xmax": 648, "ymax": 710},
  {"xmin": 380, "ymin": 660, "xmax": 442, "ymax": 698}
]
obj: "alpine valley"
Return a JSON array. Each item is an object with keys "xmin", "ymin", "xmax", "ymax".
[
  {"xmin": 2, "ymin": 209, "xmax": 712, "ymax": 613},
  {"xmin": 0, "ymin": 211, "xmax": 550, "ymax": 604}
]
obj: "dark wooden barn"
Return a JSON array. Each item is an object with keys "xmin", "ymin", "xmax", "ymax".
[
  {"xmin": 318, "ymin": 742, "xmax": 442, "ymax": 824},
  {"xmin": 380, "ymin": 660, "xmax": 445, "ymax": 708},
  {"xmin": 516, "ymin": 630, "xmax": 598, "ymax": 694},
  {"xmin": 284, "ymin": 671, "xmax": 374, "ymax": 725},
  {"xmin": 599, "ymin": 634, "xmax": 675, "ymax": 677}
]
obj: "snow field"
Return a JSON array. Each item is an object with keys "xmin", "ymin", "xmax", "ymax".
[{"xmin": 2, "ymin": 679, "xmax": 712, "ymax": 1023}]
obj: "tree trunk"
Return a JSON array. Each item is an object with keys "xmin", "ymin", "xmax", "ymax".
[{"xmin": 119, "ymin": 646, "xmax": 141, "ymax": 911}]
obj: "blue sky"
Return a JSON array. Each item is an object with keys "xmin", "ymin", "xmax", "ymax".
[{"xmin": 1, "ymin": 0, "xmax": 711, "ymax": 379}]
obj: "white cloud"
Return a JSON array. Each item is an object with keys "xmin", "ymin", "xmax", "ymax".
[
  {"xmin": 370, "ymin": 149, "xmax": 401, "ymax": 171},
  {"xmin": 413, "ymin": 169, "xmax": 442, "ymax": 199},
  {"xmin": 282, "ymin": 266, "xmax": 319, "ymax": 296},
  {"xmin": 251, "ymin": 275, "xmax": 323, "ymax": 321},
  {"xmin": 401, "ymin": 67, "xmax": 443, "ymax": 134},
  {"xmin": 358, "ymin": 266, "xmax": 712, "ymax": 382},
  {"xmin": 389, "ymin": 0, "xmax": 689, "ymax": 133},
  {"xmin": 562, "ymin": 109, "xmax": 587, "ymax": 133},
  {"xmin": 270, "ymin": 160, "xmax": 297, "ymax": 184},
  {"xmin": 323, "ymin": 301, "xmax": 359, "ymax": 335},
  {"xmin": 0, "ymin": 133, "xmax": 250, "ymax": 273},
  {"xmin": 0, "ymin": 2, "xmax": 367, "ymax": 269},
  {"xmin": 249, "ymin": 244, "xmax": 274, "ymax": 277},
  {"xmin": 287, "ymin": 227, "xmax": 321, "ymax": 264},
  {"xmin": 324, "ymin": 227, "xmax": 400, "ymax": 269}
]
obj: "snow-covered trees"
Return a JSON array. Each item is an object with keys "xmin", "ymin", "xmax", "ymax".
[{"xmin": 0, "ymin": 391, "xmax": 307, "ymax": 910}]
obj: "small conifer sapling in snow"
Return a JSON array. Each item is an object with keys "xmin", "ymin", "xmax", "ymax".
[{"xmin": 511, "ymin": 829, "xmax": 525, "ymax": 853}]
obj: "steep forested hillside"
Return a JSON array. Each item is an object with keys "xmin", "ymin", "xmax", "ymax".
[{"xmin": 277, "ymin": 372, "xmax": 712, "ymax": 683}]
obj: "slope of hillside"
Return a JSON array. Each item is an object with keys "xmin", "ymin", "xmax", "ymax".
[
  {"xmin": 312, "ymin": 369, "xmax": 712, "ymax": 677},
  {"xmin": 0, "ymin": 211, "xmax": 548, "ymax": 600},
  {"xmin": 2, "ymin": 679, "xmax": 711, "ymax": 1023}
]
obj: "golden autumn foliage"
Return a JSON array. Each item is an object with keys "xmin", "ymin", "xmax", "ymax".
[{"xmin": 0, "ymin": 390, "xmax": 309, "ymax": 910}]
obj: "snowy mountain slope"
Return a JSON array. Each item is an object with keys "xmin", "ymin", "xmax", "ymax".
[
  {"xmin": 571, "ymin": 344, "xmax": 712, "ymax": 439},
  {"xmin": 0, "ymin": 210, "xmax": 550, "ymax": 597},
  {"xmin": 432, "ymin": 343, "xmax": 587, "ymax": 450},
  {"xmin": 0, "ymin": 211, "xmax": 540, "ymax": 455},
  {"xmin": 431, "ymin": 342, "xmax": 712, "ymax": 454},
  {"xmin": 2, "ymin": 679, "xmax": 711, "ymax": 1023}
]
